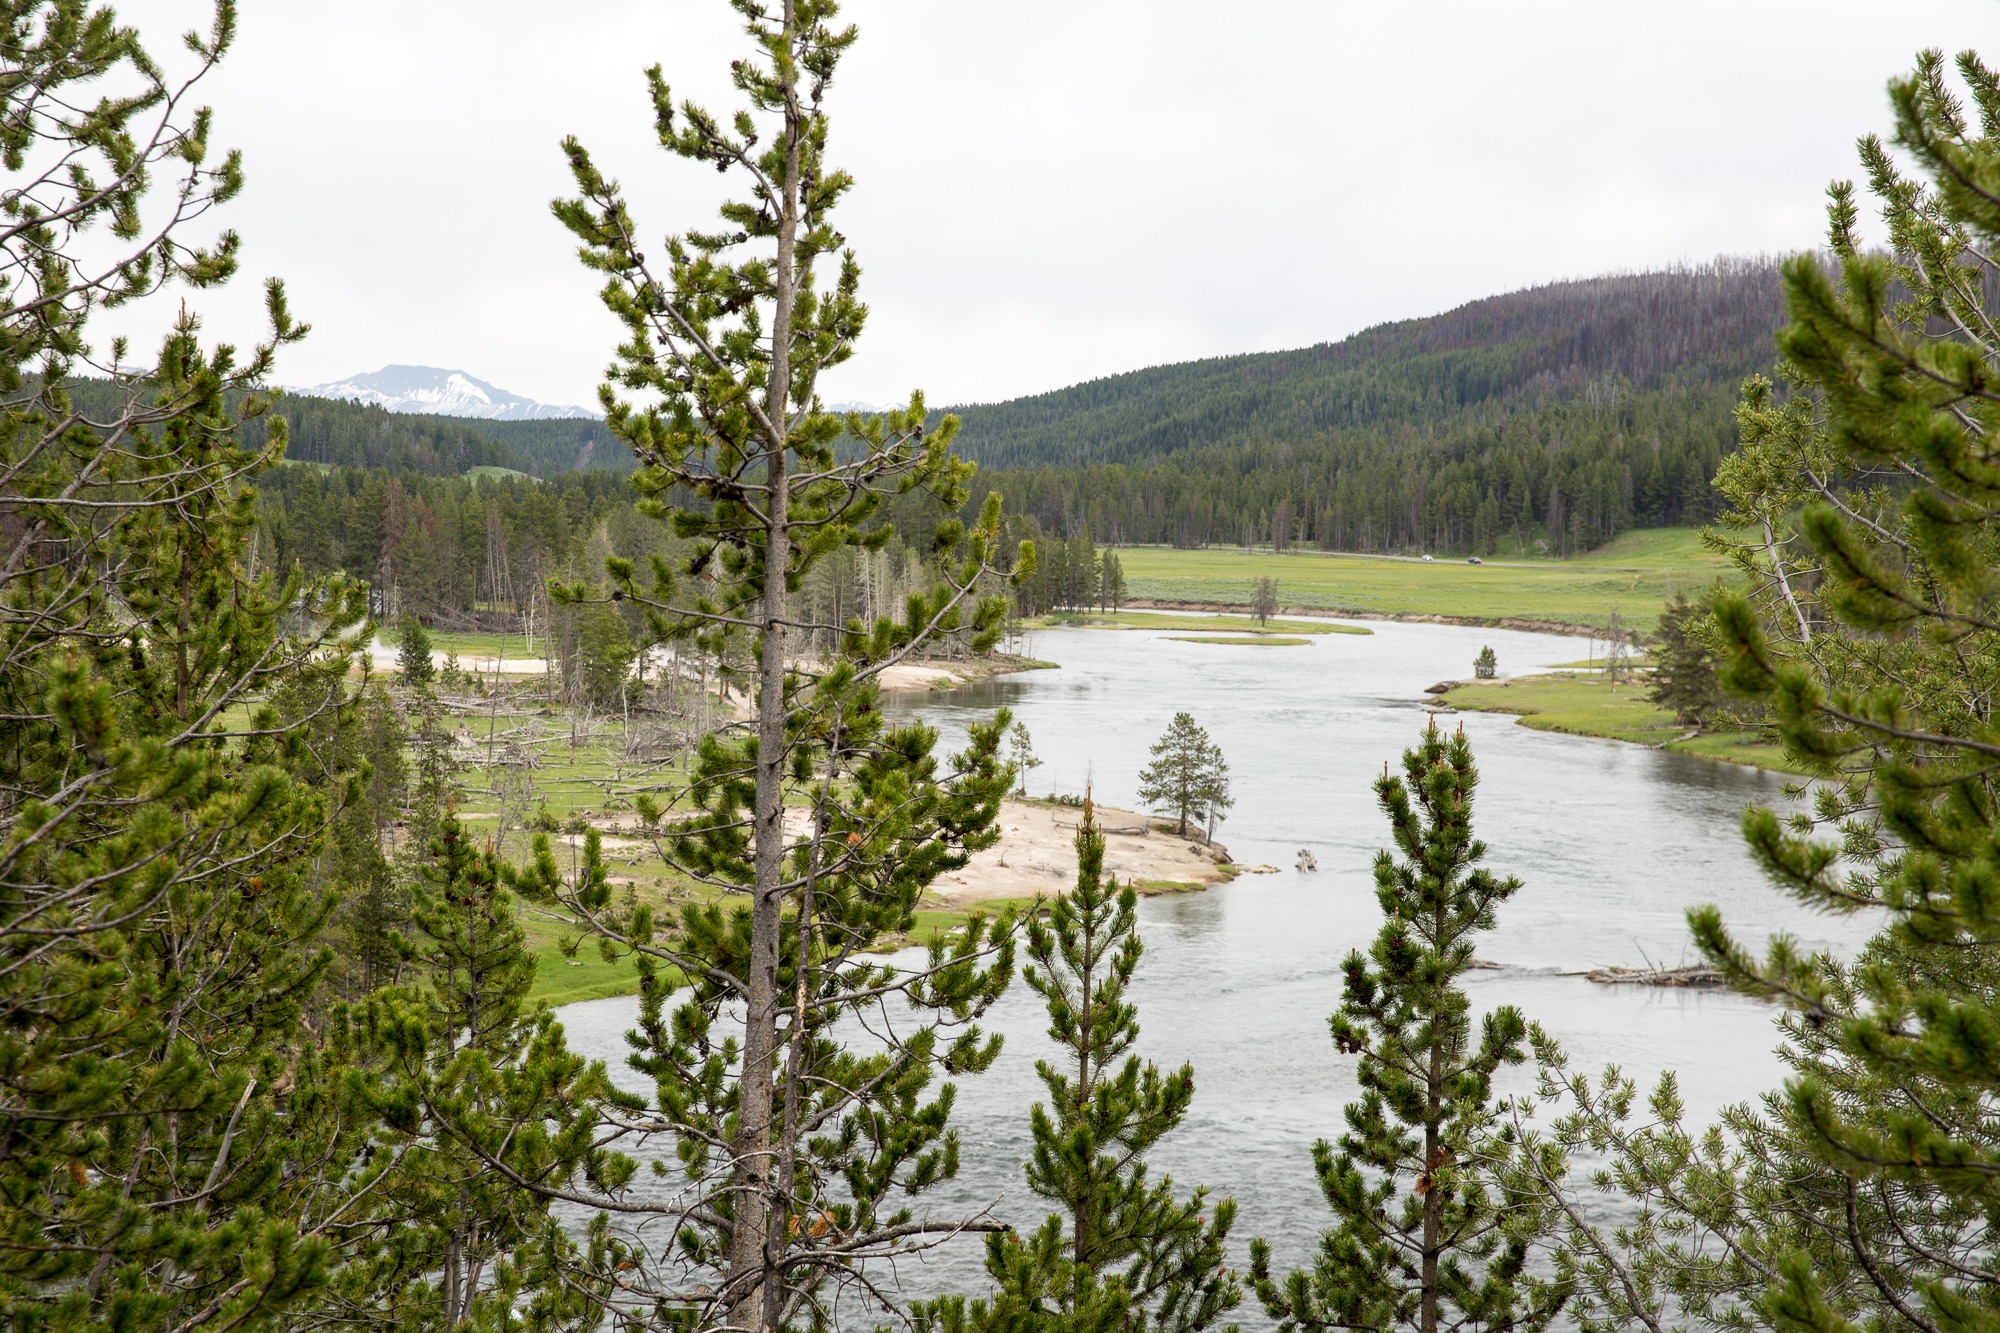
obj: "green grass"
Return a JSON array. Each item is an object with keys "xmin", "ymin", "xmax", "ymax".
[
  {"xmin": 1166, "ymin": 635, "xmax": 1311, "ymax": 646},
  {"xmin": 1550, "ymin": 654, "xmax": 1651, "ymax": 669},
  {"xmin": 466, "ymin": 465, "xmax": 537, "ymax": 483},
  {"xmin": 1129, "ymin": 877, "xmax": 1210, "ymax": 894},
  {"xmin": 524, "ymin": 914, "xmax": 644, "ymax": 1006},
  {"xmin": 1442, "ymin": 673, "xmax": 1802, "ymax": 773},
  {"xmin": 1115, "ymin": 528, "xmax": 1734, "ymax": 632},
  {"xmin": 1037, "ymin": 611, "xmax": 1370, "ymax": 635}
]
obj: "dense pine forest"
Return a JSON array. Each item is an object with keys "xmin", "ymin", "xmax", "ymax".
[
  {"xmin": 241, "ymin": 392, "xmax": 626, "ymax": 477},
  {"xmin": 957, "ymin": 262, "xmax": 1787, "ymax": 553}
]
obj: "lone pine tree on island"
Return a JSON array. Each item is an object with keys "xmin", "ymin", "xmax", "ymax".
[{"xmin": 1138, "ymin": 712, "xmax": 1233, "ymax": 838}]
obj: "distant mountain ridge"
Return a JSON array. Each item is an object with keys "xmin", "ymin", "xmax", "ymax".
[
  {"xmin": 950, "ymin": 258, "xmax": 1792, "ymax": 555},
  {"xmin": 300, "ymin": 365, "xmax": 599, "ymax": 422},
  {"xmin": 947, "ymin": 259, "xmax": 1786, "ymax": 471}
]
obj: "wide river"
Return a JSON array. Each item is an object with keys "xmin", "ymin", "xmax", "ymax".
[{"xmin": 555, "ymin": 619, "xmax": 1878, "ymax": 1313}]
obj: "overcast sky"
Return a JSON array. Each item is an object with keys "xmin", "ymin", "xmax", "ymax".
[{"xmin": 112, "ymin": 0, "xmax": 1998, "ymax": 410}]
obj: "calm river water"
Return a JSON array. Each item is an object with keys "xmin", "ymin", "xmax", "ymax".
[{"xmin": 554, "ymin": 619, "xmax": 1878, "ymax": 1310}]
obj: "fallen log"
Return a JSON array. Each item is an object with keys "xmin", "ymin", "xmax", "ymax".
[{"xmin": 1580, "ymin": 964, "xmax": 1724, "ymax": 988}]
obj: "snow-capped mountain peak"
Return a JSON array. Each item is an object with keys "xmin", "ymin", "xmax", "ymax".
[{"xmin": 298, "ymin": 366, "xmax": 600, "ymax": 421}]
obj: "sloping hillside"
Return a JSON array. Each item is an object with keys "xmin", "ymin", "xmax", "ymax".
[
  {"xmin": 955, "ymin": 260, "xmax": 1788, "ymax": 554},
  {"xmin": 951, "ymin": 260, "xmax": 1784, "ymax": 469}
]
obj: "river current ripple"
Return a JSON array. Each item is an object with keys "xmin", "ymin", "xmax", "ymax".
[{"xmin": 554, "ymin": 619, "xmax": 1878, "ymax": 1314}]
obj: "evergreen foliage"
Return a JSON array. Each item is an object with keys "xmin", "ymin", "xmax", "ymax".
[
  {"xmin": 538, "ymin": 2, "xmax": 1033, "ymax": 1326},
  {"xmin": 1692, "ymin": 46, "xmax": 2000, "ymax": 1332},
  {"xmin": 1099, "ymin": 551, "xmax": 1128, "ymax": 611},
  {"xmin": 1136, "ymin": 714, "xmax": 1232, "ymax": 838},
  {"xmin": 1473, "ymin": 646, "xmax": 1496, "ymax": 680},
  {"xmin": 1016, "ymin": 531, "xmax": 1107, "ymax": 616},
  {"xmin": 916, "ymin": 800, "xmax": 1239, "ymax": 1333},
  {"xmin": 960, "ymin": 263, "xmax": 1784, "ymax": 555},
  {"xmin": 341, "ymin": 813, "xmax": 615, "ymax": 1331},
  {"xmin": 1507, "ymin": 49, "xmax": 2000, "ymax": 1333},
  {"xmin": 567, "ymin": 601, "xmax": 635, "ymax": 710},
  {"xmin": 0, "ymin": 3, "xmax": 390, "ymax": 1326},
  {"xmin": 1254, "ymin": 578, "xmax": 1279, "ymax": 626},
  {"xmin": 1009, "ymin": 721, "xmax": 1042, "ymax": 797},
  {"xmin": 250, "ymin": 390, "xmax": 529, "ymax": 474},
  {"xmin": 399, "ymin": 614, "xmax": 438, "ymax": 686},
  {"xmin": 1252, "ymin": 722, "xmax": 1563, "ymax": 1333},
  {"xmin": 1644, "ymin": 591, "xmax": 1722, "ymax": 725}
]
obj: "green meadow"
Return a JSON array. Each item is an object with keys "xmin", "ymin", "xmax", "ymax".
[
  {"xmin": 1115, "ymin": 528, "xmax": 1734, "ymax": 633},
  {"xmin": 1441, "ymin": 673, "xmax": 1799, "ymax": 774}
]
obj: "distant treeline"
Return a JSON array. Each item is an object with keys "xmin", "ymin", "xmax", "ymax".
[
  {"xmin": 956, "ymin": 261, "xmax": 1788, "ymax": 554},
  {"xmin": 254, "ymin": 465, "xmax": 633, "ymax": 627},
  {"xmin": 62, "ymin": 378, "xmax": 623, "ymax": 478},
  {"xmin": 255, "ymin": 463, "xmax": 967, "ymax": 648},
  {"xmin": 250, "ymin": 396, "xmax": 626, "ymax": 477},
  {"xmin": 970, "ymin": 382, "xmax": 1738, "ymax": 555}
]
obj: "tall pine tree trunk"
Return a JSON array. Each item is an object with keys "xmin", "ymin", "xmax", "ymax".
[
  {"xmin": 731, "ymin": 7, "xmax": 803, "ymax": 1321},
  {"xmin": 1422, "ymin": 1007, "xmax": 1443, "ymax": 1333}
]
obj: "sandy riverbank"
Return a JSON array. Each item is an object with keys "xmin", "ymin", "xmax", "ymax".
[{"xmin": 926, "ymin": 799, "xmax": 1239, "ymax": 906}]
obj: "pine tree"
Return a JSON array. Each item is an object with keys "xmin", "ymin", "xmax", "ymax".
[
  {"xmin": 1251, "ymin": 722, "xmax": 1564, "ymax": 1333},
  {"xmin": 1526, "ymin": 47, "xmax": 2000, "ymax": 1333},
  {"xmin": 571, "ymin": 601, "xmax": 635, "ymax": 710},
  {"xmin": 1644, "ymin": 591, "xmax": 1720, "ymax": 726},
  {"xmin": 0, "ymin": 4, "xmax": 389, "ymax": 1327},
  {"xmin": 399, "ymin": 614, "xmax": 438, "ymax": 688},
  {"xmin": 1009, "ymin": 721, "xmax": 1043, "ymax": 798},
  {"xmin": 547, "ymin": 3, "xmax": 1030, "ymax": 1326},
  {"xmin": 1473, "ymin": 646, "xmax": 1497, "ymax": 680},
  {"xmin": 917, "ymin": 800, "xmax": 1239, "ymax": 1333},
  {"xmin": 345, "ymin": 813, "xmax": 616, "ymax": 1333},
  {"xmin": 1101, "ymin": 551, "xmax": 1128, "ymax": 611},
  {"xmin": 1253, "ymin": 578, "xmax": 1278, "ymax": 627},
  {"xmin": 1137, "ymin": 713, "xmax": 1231, "ymax": 838}
]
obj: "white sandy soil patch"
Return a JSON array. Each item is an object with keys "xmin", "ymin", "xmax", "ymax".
[
  {"xmin": 365, "ymin": 641, "xmax": 547, "ymax": 676},
  {"xmin": 876, "ymin": 661, "xmax": 966, "ymax": 691},
  {"xmin": 928, "ymin": 800, "xmax": 1231, "ymax": 906}
]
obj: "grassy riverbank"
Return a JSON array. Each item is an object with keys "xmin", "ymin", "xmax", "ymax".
[
  {"xmin": 1116, "ymin": 528, "xmax": 1732, "ymax": 633},
  {"xmin": 1440, "ymin": 673, "xmax": 1802, "ymax": 774}
]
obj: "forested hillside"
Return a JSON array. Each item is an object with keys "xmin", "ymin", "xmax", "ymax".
[
  {"xmin": 251, "ymin": 392, "xmax": 628, "ymax": 476},
  {"xmin": 254, "ymin": 463, "xmax": 960, "ymax": 645},
  {"xmin": 471, "ymin": 413, "xmax": 630, "ymax": 474},
  {"xmin": 63, "ymin": 377, "xmax": 527, "ymax": 474},
  {"xmin": 956, "ymin": 260, "xmax": 1788, "ymax": 553}
]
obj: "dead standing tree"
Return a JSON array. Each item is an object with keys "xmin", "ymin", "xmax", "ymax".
[{"xmin": 537, "ymin": 3, "xmax": 1033, "ymax": 1330}]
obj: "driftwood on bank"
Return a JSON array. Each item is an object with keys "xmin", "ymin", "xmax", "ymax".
[
  {"xmin": 1579, "ymin": 964, "xmax": 1724, "ymax": 988},
  {"xmin": 1053, "ymin": 818, "xmax": 1152, "ymax": 836}
]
